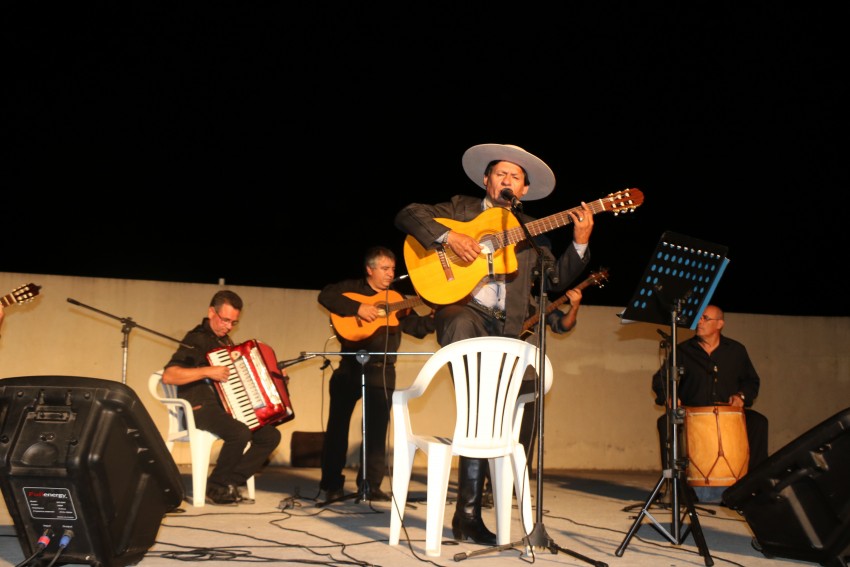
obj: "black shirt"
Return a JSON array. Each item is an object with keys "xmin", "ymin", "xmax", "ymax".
[
  {"xmin": 652, "ymin": 334, "xmax": 761, "ymax": 407},
  {"xmin": 165, "ymin": 317, "xmax": 234, "ymax": 408}
]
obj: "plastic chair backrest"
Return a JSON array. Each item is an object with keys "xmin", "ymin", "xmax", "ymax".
[
  {"xmin": 148, "ymin": 370, "xmax": 193, "ymax": 448},
  {"xmin": 403, "ymin": 336, "xmax": 553, "ymax": 456}
]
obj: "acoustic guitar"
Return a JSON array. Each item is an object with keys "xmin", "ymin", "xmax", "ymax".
[
  {"xmin": 519, "ymin": 268, "xmax": 609, "ymax": 339},
  {"xmin": 1, "ymin": 283, "xmax": 41, "ymax": 308},
  {"xmin": 403, "ymin": 188, "xmax": 642, "ymax": 305},
  {"xmin": 330, "ymin": 291, "xmax": 424, "ymax": 342}
]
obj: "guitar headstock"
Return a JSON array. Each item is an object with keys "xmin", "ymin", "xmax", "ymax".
[
  {"xmin": 603, "ymin": 188, "xmax": 643, "ymax": 215},
  {"xmin": 589, "ymin": 268, "xmax": 610, "ymax": 288},
  {"xmin": 2, "ymin": 283, "xmax": 42, "ymax": 307}
]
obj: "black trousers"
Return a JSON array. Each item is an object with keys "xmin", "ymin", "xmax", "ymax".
[
  {"xmin": 320, "ymin": 365, "xmax": 393, "ymax": 492},
  {"xmin": 193, "ymin": 402, "xmax": 282, "ymax": 489}
]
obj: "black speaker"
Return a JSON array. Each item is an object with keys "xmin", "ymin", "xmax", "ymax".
[
  {"xmin": 722, "ymin": 406, "xmax": 850, "ymax": 567},
  {"xmin": 0, "ymin": 376, "xmax": 185, "ymax": 567},
  {"xmin": 290, "ymin": 431, "xmax": 324, "ymax": 468}
]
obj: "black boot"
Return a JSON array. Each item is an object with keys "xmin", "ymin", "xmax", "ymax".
[
  {"xmin": 452, "ymin": 457, "xmax": 497, "ymax": 545},
  {"xmin": 481, "ymin": 462, "xmax": 494, "ymax": 508}
]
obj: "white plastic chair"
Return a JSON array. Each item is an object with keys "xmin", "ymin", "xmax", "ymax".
[
  {"xmin": 148, "ymin": 370, "xmax": 255, "ymax": 507},
  {"xmin": 388, "ymin": 336, "xmax": 554, "ymax": 557}
]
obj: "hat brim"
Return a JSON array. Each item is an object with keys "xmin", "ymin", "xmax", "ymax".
[{"xmin": 461, "ymin": 144, "xmax": 555, "ymax": 201}]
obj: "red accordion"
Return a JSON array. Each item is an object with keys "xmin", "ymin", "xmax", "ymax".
[{"xmin": 206, "ymin": 339, "xmax": 295, "ymax": 430}]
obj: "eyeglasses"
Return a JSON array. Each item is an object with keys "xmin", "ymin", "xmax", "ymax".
[
  {"xmin": 700, "ymin": 314, "xmax": 722, "ymax": 322},
  {"xmin": 214, "ymin": 310, "xmax": 239, "ymax": 326}
]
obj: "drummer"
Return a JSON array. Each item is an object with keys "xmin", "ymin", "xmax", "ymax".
[{"xmin": 652, "ymin": 304, "xmax": 769, "ymax": 471}]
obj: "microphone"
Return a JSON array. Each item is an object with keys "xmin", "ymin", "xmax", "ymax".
[
  {"xmin": 392, "ymin": 274, "xmax": 409, "ymax": 283},
  {"xmin": 499, "ymin": 188, "xmax": 522, "ymax": 210},
  {"xmin": 277, "ymin": 353, "xmax": 317, "ymax": 370}
]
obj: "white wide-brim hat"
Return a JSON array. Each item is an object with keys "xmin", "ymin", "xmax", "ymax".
[{"xmin": 461, "ymin": 143, "xmax": 556, "ymax": 201}]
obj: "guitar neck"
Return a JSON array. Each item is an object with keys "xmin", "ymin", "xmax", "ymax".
[
  {"xmin": 504, "ymin": 200, "xmax": 610, "ymax": 248},
  {"xmin": 520, "ymin": 270, "xmax": 608, "ymax": 333},
  {"xmin": 389, "ymin": 296, "xmax": 424, "ymax": 312},
  {"xmin": 522, "ymin": 294, "xmax": 571, "ymax": 333},
  {"xmin": 487, "ymin": 189, "xmax": 642, "ymax": 254}
]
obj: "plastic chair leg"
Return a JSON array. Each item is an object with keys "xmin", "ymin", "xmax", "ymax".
[
  {"xmin": 512, "ymin": 447, "xmax": 534, "ymax": 536},
  {"xmin": 425, "ymin": 445, "xmax": 453, "ymax": 557},
  {"xmin": 190, "ymin": 432, "xmax": 216, "ymax": 507}
]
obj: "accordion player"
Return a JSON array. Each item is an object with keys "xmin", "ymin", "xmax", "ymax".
[{"xmin": 207, "ymin": 339, "xmax": 295, "ymax": 430}]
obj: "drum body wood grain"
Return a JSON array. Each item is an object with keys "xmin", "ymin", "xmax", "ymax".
[{"xmin": 684, "ymin": 405, "xmax": 749, "ymax": 487}]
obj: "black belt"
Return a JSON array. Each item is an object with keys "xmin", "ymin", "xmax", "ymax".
[{"xmin": 470, "ymin": 300, "xmax": 506, "ymax": 322}]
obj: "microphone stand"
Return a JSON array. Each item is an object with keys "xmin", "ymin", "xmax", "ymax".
[
  {"xmin": 453, "ymin": 205, "xmax": 606, "ymax": 566},
  {"xmin": 304, "ymin": 350, "xmax": 433, "ymax": 507},
  {"xmin": 66, "ymin": 297, "xmax": 193, "ymax": 384},
  {"xmin": 277, "ymin": 354, "xmax": 319, "ymax": 370}
]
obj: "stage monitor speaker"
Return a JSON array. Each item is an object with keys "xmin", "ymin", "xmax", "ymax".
[
  {"xmin": 290, "ymin": 431, "xmax": 324, "ymax": 468},
  {"xmin": 0, "ymin": 376, "xmax": 185, "ymax": 567},
  {"xmin": 722, "ymin": 406, "xmax": 850, "ymax": 567}
]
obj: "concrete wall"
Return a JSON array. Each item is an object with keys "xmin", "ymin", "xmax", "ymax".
[{"xmin": 2, "ymin": 271, "xmax": 848, "ymax": 471}]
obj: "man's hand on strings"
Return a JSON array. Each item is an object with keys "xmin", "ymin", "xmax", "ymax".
[
  {"xmin": 446, "ymin": 231, "xmax": 484, "ymax": 263},
  {"xmin": 357, "ymin": 303, "xmax": 381, "ymax": 323}
]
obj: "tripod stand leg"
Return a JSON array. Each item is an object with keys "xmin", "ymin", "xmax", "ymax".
[
  {"xmin": 677, "ymin": 479, "xmax": 714, "ymax": 566},
  {"xmin": 616, "ymin": 472, "xmax": 714, "ymax": 566},
  {"xmin": 454, "ymin": 523, "xmax": 609, "ymax": 566},
  {"xmin": 616, "ymin": 473, "xmax": 667, "ymax": 555}
]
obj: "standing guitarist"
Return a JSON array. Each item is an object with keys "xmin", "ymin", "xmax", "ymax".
[
  {"xmin": 316, "ymin": 246, "xmax": 435, "ymax": 505},
  {"xmin": 394, "ymin": 143, "xmax": 595, "ymax": 546}
]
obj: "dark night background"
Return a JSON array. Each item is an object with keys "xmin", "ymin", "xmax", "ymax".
[{"xmin": 5, "ymin": 4, "xmax": 847, "ymax": 317}]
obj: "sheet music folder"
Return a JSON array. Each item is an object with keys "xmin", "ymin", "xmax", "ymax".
[{"xmin": 619, "ymin": 231, "xmax": 729, "ymax": 330}]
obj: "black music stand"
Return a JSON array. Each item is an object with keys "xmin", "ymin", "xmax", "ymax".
[{"xmin": 615, "ymin": 231, "xmax": 729, "ymax": 567}]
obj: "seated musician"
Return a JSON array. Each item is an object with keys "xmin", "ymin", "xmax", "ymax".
[
  {"xmin": 652, "ymin": 304, "xmax": 769, "ymax": 476},
  {"xmin": 394, "ymin": 143, "xmax": 595, "ymax": 545},
  {"xmin": 163, "ymin": 290, "xmax": 283, "ymax": 505}
]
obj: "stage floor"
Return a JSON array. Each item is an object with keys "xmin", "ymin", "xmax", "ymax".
[{"xmin": 0, "ymin": 465, "xmax": 825, "ymax": 567}]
